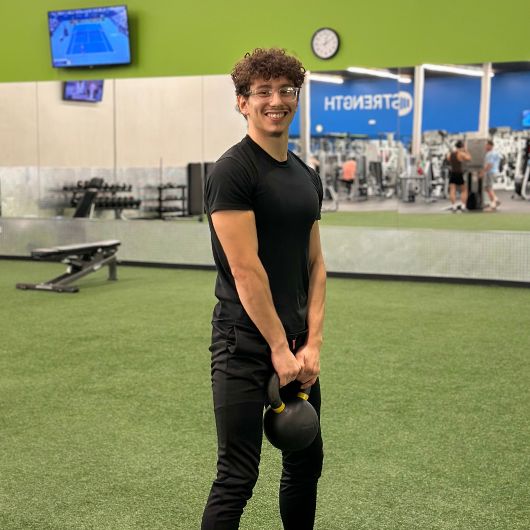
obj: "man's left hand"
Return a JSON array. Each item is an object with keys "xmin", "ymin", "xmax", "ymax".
[{"xmin": 295, "ymin": 344, "xmax": 320, "ymax": 389}]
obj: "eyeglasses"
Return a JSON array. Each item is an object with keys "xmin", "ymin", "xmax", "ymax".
[{"xmin": 246, "ymin": 87, "xmax": 300, "ymax": 101}]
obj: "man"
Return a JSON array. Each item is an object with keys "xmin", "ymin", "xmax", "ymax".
[
  {"xmin": 480, "ymin": 140, "xmax": 501, "ymax": 210},
  {"xmin": 446, "ymin": 140, "xmax": 472, "ymax": 212},
  {"xmin": 340, "ymin": 155, "xmax": 357, "ymax": 199},
  {"xmin": 201, "ymin": 48, "xmax": 326, "ymax": 530},
  {"xmin": 342, "ymin": 156, "xmax": 357, "ymax": 182}
]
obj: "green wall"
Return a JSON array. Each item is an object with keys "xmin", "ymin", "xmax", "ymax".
[{"xmin": 1, "ymin": 0, "xmax": 529, "ymax": 82}]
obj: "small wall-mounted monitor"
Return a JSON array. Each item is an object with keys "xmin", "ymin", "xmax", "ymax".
[
  {"xmin": 63, "ymin": 80, "xmax": 104, "ymax": 102},
  {"xmin": 48, "ymin": 5, "xmax": 131, "ymax": 68},
  {"xmin": 522, "ymin": 110, "xmax": 530, "ymax": 128}
]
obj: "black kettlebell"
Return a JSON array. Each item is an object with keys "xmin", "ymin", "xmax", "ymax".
[{"xmin": 263, "ymin": 373, "xmax": 319, "ymax": 452}]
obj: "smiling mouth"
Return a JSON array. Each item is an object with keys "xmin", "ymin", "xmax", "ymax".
[{"xmin": 265, "ymin": 111, "xmax": 288, "ymax": 119}]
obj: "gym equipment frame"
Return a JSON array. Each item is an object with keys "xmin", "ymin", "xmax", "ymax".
[{"xmin": 16, "ymin": 240, "xmax": 121, "ymax": 293}]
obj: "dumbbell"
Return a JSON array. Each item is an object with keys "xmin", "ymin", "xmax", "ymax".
[{"xmin": 263, "ymin": 373, "xmax": 319, "ymax": 452}]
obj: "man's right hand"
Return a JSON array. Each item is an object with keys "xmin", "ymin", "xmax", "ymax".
[{"xmin": 271, "ymin": 348, "xmax": 303, "ymax": 387}]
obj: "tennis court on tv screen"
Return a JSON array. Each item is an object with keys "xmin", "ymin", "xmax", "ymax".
[{"xmin": 49, "ymin": 7, "xmax": 130, "ymax": 68}]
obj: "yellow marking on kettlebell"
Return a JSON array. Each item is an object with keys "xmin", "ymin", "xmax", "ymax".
[
  {"xmin": 272, "ymin": 402, "xmax": 286, "ymax": 414},
  {"xmin": 297, "ymin": 392, "xmax": 309, "ymax": 401}
]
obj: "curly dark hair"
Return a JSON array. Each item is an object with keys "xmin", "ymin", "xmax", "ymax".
[{"xmin": 231, "ymin": 48, "xmax": 306, "ymax": 96}]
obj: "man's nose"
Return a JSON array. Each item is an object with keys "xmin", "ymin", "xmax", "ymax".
[{"xmin": 270, "ymin": 89, "xmax": 283, "ymax": 105}]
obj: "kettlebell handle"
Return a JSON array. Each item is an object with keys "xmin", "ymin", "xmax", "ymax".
[{"xmin": 267, "ymin": 373, "xmax": 311, "ymax": 414}]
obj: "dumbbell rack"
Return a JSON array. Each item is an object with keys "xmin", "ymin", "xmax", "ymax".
[
  {"xmin": 64, "ymin": 181, "xmax": 142, "ymax": 219},
  {"xmin": 142, "ymin": 183, "xmax": 187, "ymax": 219}
]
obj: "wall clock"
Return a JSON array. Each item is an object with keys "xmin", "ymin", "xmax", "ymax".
[{"xmin": 311, "ymin": 28, "xmax": 340, "ymax": 60}]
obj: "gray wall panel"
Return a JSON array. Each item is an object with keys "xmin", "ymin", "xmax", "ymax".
[{"xmin": 1, "ymin": 218, "xmax": 529, "ymax": 283}]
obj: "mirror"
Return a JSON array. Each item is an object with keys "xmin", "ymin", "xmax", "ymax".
[
  {"xmin": 294, "ymin": 68, "xmax": 401, "ymax": 229},
  {"xmin": 395, "ymin": 62, "xmax": 530, "ymax": 229},
  {"xmin": 2, "ymin": 61, "xmax": 529, "ymax": 234},
  {"xmin": 0, "ymin": 75, "xmax": 246, "ymax": 219}
]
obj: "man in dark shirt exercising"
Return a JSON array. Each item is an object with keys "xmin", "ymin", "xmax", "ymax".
[
  {"xmin": 201, "ymin": 48, "xmax": 326, "ymax": 530},
  {"xmin": 447, "ymin": 140, "xmax": 472, "ymax": 212}
]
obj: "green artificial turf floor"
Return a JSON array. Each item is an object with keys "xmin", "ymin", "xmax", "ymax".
[
  {"xmin": 319, "ymin": 210, "xmax": 530, "ymax": 231},
  {"xmin": 1, "ymin": 261, "xmax": 529, "ymax": 529}
]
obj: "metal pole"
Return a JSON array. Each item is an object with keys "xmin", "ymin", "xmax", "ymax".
[
  {"xmin": 478, "ymin": 63, "xmax": 492, "ymax": 137},
  {"xmin": 411, "ymin": 65, "xmax": 424, "ymax": 159},
  {"xmin": 299, "ymin": 74, "xmax": 311, "ymax": 163}
]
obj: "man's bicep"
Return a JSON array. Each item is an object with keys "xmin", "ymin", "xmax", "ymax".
[{"xmin": 211, "ymin": 210, "xmax": 259, "ymax": 267}]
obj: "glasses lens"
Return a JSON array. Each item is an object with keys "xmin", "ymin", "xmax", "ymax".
[{"xmin": 279, "ymin": 87, "xmax": 298, "ymax": 100}]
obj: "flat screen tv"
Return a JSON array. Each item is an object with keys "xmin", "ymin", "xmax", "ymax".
[
  {"xmin": 522, "ymin": 110, "xmax": 530, "ymax": 128},
  {"xmin": 48, "ymin": 5, "xmax": 131, "ymax": 68},
  {"xmin": 63, "ymin": 80, "xmax": 104, "ymax": 102}
]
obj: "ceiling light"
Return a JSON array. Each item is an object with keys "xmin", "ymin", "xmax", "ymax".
[
  {"xmin": 309, "ymin": 73, "xmax": 344, "ymax": 84},
  {"xmin": 347, "ymin": 66, "xmax": 411, "ymax": 84},
  {"xmin": 422, "ymin": 64, "xmax": 494, "ymax": 77}
]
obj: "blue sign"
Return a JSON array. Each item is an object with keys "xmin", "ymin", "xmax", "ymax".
[
  {"xmin": 422, "ymin": 76, "xmax": 481, "ymax": 133},
  {"xmin": 523, "ymin": 110, "xmax": 530, "ymax": 128},
  {"xmin": 490, "ymin": 71, "xmax": 530, "ymax": 129},
  {"xmin": 290, "ymin": 77, "xmax": 409, "ymax": 138},
  {"xmin": 290, "ymin": 70, "xmax": 530, "ymax": 139}
]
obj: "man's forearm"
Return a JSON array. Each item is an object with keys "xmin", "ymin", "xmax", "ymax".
[
  {"xmin": 231, "ymin": 257, "xmax": 289, "ymax": 352},
  {"xmin": 306, "ymin": 257, "xmax": 326, "ymax": 347}
]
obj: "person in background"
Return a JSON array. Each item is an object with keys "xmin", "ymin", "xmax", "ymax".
[
  {"xmin": 340, "ymin": 155, "xmax": 357, "ymax": 199},
  {"xmin": 480, "ymin": 140, "xmax": 501, "ymax": 210},
  {"xmin": 446, "ymin": 140, "xmax": 471, "ymax": 212},
  {"xmin": 341, "ymin": 156, "xmax": 357, "ymax": 182}
]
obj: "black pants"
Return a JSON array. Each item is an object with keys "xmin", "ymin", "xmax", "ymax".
[{"xmin": 201, "ymin": 323, "xmax": 324, "ymax": 530}]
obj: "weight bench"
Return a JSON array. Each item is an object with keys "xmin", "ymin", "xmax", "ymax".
[{"xmin": 16, "ymin": 240, "xmax": 121, "ymax": 293}]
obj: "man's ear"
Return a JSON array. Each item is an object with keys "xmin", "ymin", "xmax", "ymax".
[{"xmin": 237, "ymin": 94, "xmax": 248, "ymax": 116}]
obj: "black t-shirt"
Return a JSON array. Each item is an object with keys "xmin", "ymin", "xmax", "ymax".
[
  {"xmin": 449, "ymin": 151, "xmax": 464, "ymax": 174},
  {"xmin": 204, "ymin": 135, "xmax": 323, "ymax": 335}
]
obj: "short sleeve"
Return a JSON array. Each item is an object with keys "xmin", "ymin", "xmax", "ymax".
[
  {"xmin": 310, "ymin": 168, "xmax": 323, "ymax": 221},
  {"xmin": 204, "ymin": 157, "xmax": 255, "ymax": 214}
]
